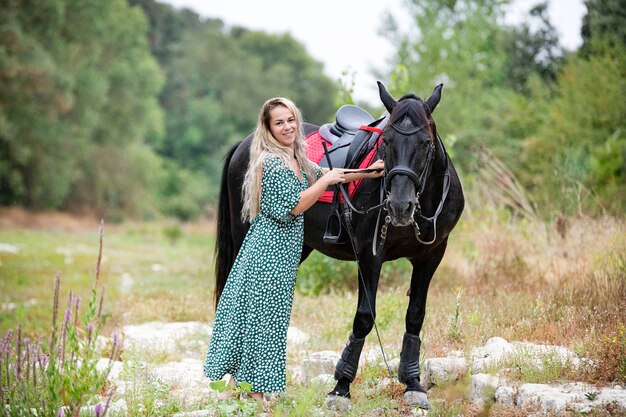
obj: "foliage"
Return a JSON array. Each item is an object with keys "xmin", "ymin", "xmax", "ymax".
[
  {"xmin": 1, "ymin": 214, "xmax": 625, "ymax": 412},
  {"xmin": 382, "ymin": 0, "xmax": 626, "ymax": 217},
  {"xmin": 118, "ymin": 349, "xmax": 180, "ymax": 416},
  {"xmin": 0, "ymin": 222, "xmax": 120, "ymax": 416},
  {"xmin": 2, "ymin": 0, "xmax": 625, "ymax": 219},
  {"xmin": 523, "ymin": 40, "xmax": 626, "ymax": 215},
  {"xmin": 500, "ymin": 2, "xmax": 565, "ymax": 94},
  {"xmin": 209, "ymin": 379, "xmax": 258, "ymax": 417},
  {"xmin": 0, "ymin": 0, "xmax": 164, "ymax": 215},
  {"xmin": 448, "ymin": 287, "xmax": 463, "ymax": 341},
  {"xmin": 297, "ymin": 252, "xmax": 358, "ymax": 295},
  {"xmin": 581, "ymin": 0, "xmax": 626, "ymax": 54},
  {"xmin": 0, "ymin": 0, "xmax": 338, "ymax": 219}
]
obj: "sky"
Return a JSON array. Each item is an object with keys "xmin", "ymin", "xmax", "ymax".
[{"xmin": 160, "ymin": 0, "xmax": 587, "ymax": 104}]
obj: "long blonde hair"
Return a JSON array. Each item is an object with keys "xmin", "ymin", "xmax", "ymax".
[{"xmin": 241, "ymin": 97, "xmax": 318, "ymax": 222}]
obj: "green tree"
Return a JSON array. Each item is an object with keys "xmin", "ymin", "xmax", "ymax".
[
  {"xmin": 0, "ymin": 0, "xmax": 164, "ymax": 216},
  {"xmin": 132, "ymin": 0, "xmax": 339, "ymax": 208},
  {"xmin": 383, "ymin": 0, "xmax": 514, "ymax": 168},
  {"xmin": 232, "ymin": 28, "xmax": 337, "ymax": 124},
  {"xmin": 501, "ymin": 2, "xmax": 565, "ymax": 95},
  {"xmin": 524, "ymin": 41, "xmax": 626, "ymax": 214},
  {"xmin": 581, "ymin": 0, "xmax": 626, "ymax": 54}
]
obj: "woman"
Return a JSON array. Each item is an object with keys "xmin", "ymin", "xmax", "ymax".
[{"xmin": 204, "ymin": 97, "xmax": 384, "ymax": 401}]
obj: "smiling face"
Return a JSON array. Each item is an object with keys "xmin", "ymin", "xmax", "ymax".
[{"xmin": 268, "ymin": 105, "xmax": 298, "ymax": 150}]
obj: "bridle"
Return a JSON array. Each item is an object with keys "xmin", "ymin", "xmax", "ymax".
[
  {"xmin": 384, "ymin": 121, "xmax": 436, "ymax": 201},
  {"xmin": 372, "ymin": 116, "xmax": 451, "ymax": 256}
]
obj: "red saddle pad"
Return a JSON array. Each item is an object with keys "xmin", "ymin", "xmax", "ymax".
[{"xmin": 304, "ymin": 130, "xmax": 381, "ymax": 203}]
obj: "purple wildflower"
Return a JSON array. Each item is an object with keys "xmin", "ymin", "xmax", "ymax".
[
  {"xmin": 64, "ymin": 308, "xmax": 71, "ymax": 325},
  {"xmin": 87, "ymin": 323, "xmax": 94, "ymax": 345},
  {"xmin": 74, "ymin": 296, "xmax": 81, "ymax": 328},
  {"xmin": 94, "ymin": 403, "xmax": 103, "ymax": 417}
]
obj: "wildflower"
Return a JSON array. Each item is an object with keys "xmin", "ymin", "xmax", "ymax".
[{"xmin": 87, "ymin": 323, "xmax": 94, "ymax": 345}]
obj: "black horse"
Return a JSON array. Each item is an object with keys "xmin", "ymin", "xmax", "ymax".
[{"xmin": 214, "ymin": 82, "xmax": 464, "ymax": 408}]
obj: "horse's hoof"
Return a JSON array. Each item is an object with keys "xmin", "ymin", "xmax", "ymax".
[
  {"xmin": 325, "ymin": 394, "xmax": 351, "ymax": 412},
  {"xmin": 403, "ymin": 390, "xmax": 430, "ymax": 409}
]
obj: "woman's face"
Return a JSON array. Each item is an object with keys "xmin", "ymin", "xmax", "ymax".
[{"xmin": 268, "ymin": 105, "xmax": 297, "ymax": 149}]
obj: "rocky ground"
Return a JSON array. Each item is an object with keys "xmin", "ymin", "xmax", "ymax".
[{"xmin": 93, "ymin": 321, "xmax": 626, "ymax": 416}]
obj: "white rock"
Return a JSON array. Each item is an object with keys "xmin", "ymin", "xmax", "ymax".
[
  {"xmin": 469, "ymin": 373, "xmax": 499, "ymax": 406},
  {"xmin": 597, "ymin": 386, "xmax": 626, "ymax": 411},
  {"xmin": 96, "ymin": 358, "xmax": 123, "ymax": 380},
  {"xmin": 152, "ymin": 358, "xmax": 205, "ymax": 387},
  {"xmin": 309, "ymin": 373, "xmax": 335, "ymax": 387},
  {"xmin": 470, "ymin": 337, "xmax": 515, "ymax": 373},
  {"xmin": 172, "ymin": 410, "xmax": 213, "ymax": 417},
  {"xmin": 0, "ymin": 243, "xmax": 19, "ymax": 253},
  {"xmin": 122, "ymin": 321, "xmax": 211, "ymax": 352},
  {"xmin": 516, "ymin": 382, "xmax": 603, "ymax": 414},
  {"xmin": 421, "ymin": 356, "xmax": 467, "ymax": 389},
  {"xmin": 287, "ymin": 326, "xmax": 309, "ymax": 345},
  {"xmin": 300, "ymin": 351, "xmax": 340, "ymax": 381},
  {"xmin": 288, "ymin": 364, "xmax": 305, "ymax": 385},
  {"xmin": 172, "ymin": 410, "xmax": 215, "ymax": 417},
  {"xmin": 495, "ymin": 385, "xmax": 517, "ymax": 406}
]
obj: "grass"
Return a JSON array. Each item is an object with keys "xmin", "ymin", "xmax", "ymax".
[{"xmin": 1, "ymin": 210, "xmax": 625, "ymax": 415}]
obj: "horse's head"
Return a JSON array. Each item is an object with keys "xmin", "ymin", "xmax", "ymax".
[{"xmin": 378, "ymin": 81, "xmax": 443, "ymax": 227}]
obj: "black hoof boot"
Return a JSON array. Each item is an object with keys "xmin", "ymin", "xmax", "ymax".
[
  {"xmin": 398, "ymin": 333, "xmax": 430, "ymax": 409},
  {"xmin": 334, "ymin": 333, "xmax": 365, "ymax": 383}
]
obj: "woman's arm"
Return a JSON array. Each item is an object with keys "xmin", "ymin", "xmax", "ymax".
[
  {"xmin": 319, "ymin": 159, "xmax": 385, "ymax": 182},
  {"xmin": 290, "ymin": 169, "xmax": 344, "ymax": 215}
]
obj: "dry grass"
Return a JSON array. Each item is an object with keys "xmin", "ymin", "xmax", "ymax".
[
  {"xmin": 1, "ymin": 208, "xmax": 625, "ymax": 415},
  {"xmin": 290, "ymin": 213, "xmax": 626, "ymax": 384}
]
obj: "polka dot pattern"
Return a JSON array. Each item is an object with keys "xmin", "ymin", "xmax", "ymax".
[{"xmin": 204, "ymin": 155, "xmax": 322, "ymax": 393}]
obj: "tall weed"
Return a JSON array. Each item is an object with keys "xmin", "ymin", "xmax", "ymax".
[{"xmin": 0, "ymin": 221, "xmax": 120, "ymax": 416}]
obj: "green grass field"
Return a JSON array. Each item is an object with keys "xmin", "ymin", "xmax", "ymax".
[{"xmin": 1, "ymin": 211, "xmax": 625, "ymax": 415}]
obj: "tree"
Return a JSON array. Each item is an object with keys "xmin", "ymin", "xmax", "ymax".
[
  {"xmin": 501, "ymin": 2, "xmax": 565, "ymax": 95},
  {"xmin": 0, "ymin": 0, "xmax": 164, "ymax": 215},
  {"xmin": 383, "ymin": 0, "xmax": 514, "ymax": 169},
  {"xmin": 581, "ymin": 0, "xmax": 626, "ymax": 54},
  {"xmin": 523, "ymin": 41, "xmax": 626, "ymax": 214}
]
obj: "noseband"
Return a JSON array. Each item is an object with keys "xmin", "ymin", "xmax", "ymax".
[{"xmin": 383, "ymin": 121, "xmax": 436, "ymax": 209}]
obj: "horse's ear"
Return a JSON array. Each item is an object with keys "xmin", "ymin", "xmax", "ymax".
[
  {"xmin": 377, "ymin": 81, "xmax": 396, "ymax": 112},
  {"xmin": 425, "ymin": 84, "xmax": 443, "ymax": 113}
]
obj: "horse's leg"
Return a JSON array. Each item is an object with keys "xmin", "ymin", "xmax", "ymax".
[
  {"xmin": 329, "ymin": 254, "xmax": 382, "ymax": 399},
  {"xmin": 400, "ymin": 239, "xmax": 449, "ymax": 409}
]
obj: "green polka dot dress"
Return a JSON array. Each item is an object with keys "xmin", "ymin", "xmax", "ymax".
[{"xmin": 204, "ymin": 155, "xmax": 322, "ymax": 393}]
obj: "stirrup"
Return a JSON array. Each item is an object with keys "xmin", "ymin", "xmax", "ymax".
[{"xmin": 323, "ymin": 210, "xmax": 345, "ymax": 244}]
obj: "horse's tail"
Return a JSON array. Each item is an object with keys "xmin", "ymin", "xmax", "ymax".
[{"xmin": 214, "ymin": 142, "xmax": 240, "ymax": 311}]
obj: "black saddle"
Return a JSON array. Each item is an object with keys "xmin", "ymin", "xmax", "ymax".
[
  {"xmin": 320, "ymin": 105, "xmax": 388, "ymax": 244},
  {"xmin": 319, "ymin": 105, "xmax": 376, "ymax": 170}
]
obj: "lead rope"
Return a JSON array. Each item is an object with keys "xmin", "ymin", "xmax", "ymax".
[
  {"xmin": 340, "ymin": 201, "xmax": 393, "ymax": 379},
  {"xmin": 322, "ymin": 142, "xmax": 393, "ymax": 379}
]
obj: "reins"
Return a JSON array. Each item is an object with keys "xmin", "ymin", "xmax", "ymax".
[
  {"xmin": 322, "ymin": 142, "xmax": 394, "ymax": 379},
  {"xmin": 319, "ymin": 118, "xmax": 452, "ymax": 381}
]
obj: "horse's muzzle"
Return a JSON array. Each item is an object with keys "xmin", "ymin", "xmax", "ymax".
[{"xmin": 388, "ymin": 200, "xmax": 415, "ymax": 227}]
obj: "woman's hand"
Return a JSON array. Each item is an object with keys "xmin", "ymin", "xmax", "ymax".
[
  {"xmin": 321, "ymin": 168, "xmax": 346, "ymax": 186},
  {"xmin": 367, "ymin": 159, "xmax": 385, "ymax": 178}
]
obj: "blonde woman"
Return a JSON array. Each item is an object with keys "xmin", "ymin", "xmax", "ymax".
[{"xmin": 204, "ymin": 97, "xmax": 384, "ymax": 401}]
